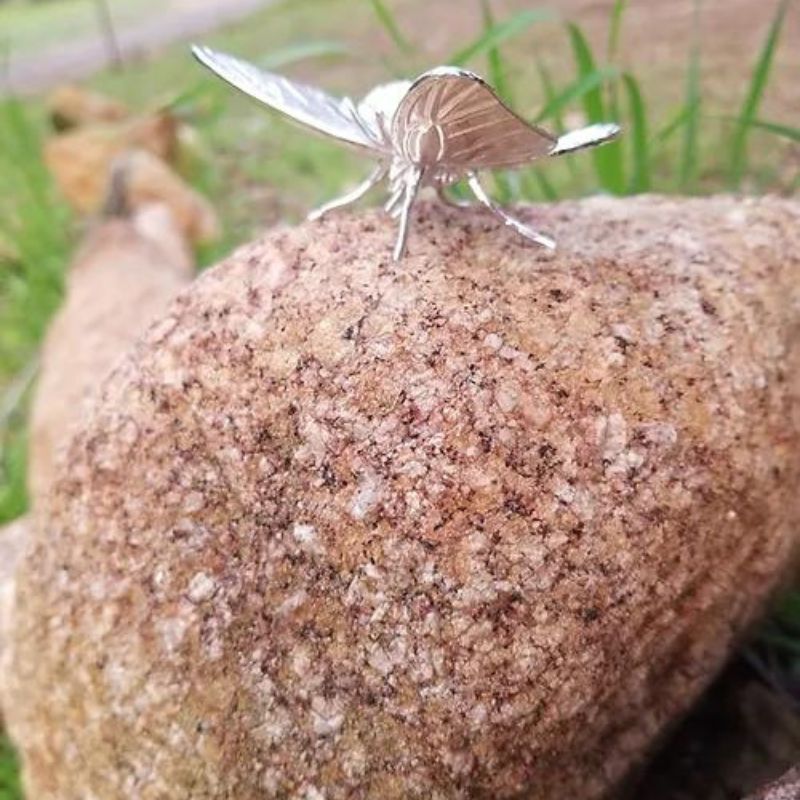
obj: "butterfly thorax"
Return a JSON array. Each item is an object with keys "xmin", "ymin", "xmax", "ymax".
[
  {"xmin": 388, "ymin": 152, "xmax": 460, "ymax": 198},
  {"xmin": 192, "ymin": 47, "xmax": 621, "ymax": 260}
]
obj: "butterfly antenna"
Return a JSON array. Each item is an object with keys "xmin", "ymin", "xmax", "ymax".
[{"xmin": 550, "ymin": 123, "xmax": 621, "ymax": 156}]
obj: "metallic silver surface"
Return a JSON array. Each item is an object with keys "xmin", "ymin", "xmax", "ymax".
[
  {"xmin": 192, "ymin": 45, "xmax": 622, "ymax": 260},
  {"xmin": 392, "ymin": 67, "xmax": 556, "ymax": 171},
  {"xmin": 192, "ymin": 46, "xmax": 385, "ymax": 152},
  {"xmin": 551, "ymin": 123, "xmax": 621, "ymax": 156}
]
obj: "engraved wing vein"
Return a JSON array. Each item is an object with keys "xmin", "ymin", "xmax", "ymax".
[{"xmin": 392, "ymin": 71, "xmax": 556, "ymax": 170}]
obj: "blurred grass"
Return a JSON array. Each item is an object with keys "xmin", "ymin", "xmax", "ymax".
[
  {"xmin": 0, "ymin": 0, "xmax": 162, "ymax": 55},
  {"xmin": 0, "ymin": 734, "xmax": 21, "ymax": 800},
  {"xmin": 679, "ymin": 0, "xmax": 702, "ymax": 190},
  {"xmin": 0, "ymin": 0, "xmax": 799, "ymax": 795},
  {"xmin": 728, "ymin": 0, "xmax": 790, "ymax": 188},
  {"xmin": 0, "ymin": 98, "xmax": 70, "ymax": 524}
]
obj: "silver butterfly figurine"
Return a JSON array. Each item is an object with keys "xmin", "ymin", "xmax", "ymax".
[{"xmin": 192, "ymin": 45, "xmax": 621, "ymax": 261}]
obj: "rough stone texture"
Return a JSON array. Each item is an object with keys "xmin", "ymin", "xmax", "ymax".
[{"xmin": 6, "ymin": 196, "xmax": 800, "ymax": 799}]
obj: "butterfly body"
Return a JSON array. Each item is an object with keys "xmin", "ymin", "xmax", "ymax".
[{"xmin": 192, "ymin": 46, "xmax": 621, "ymax": 260}]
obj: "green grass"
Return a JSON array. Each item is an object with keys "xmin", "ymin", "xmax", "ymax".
[
  {"xmin": 0, "ymin": 735, "xmax": 21, "ymax": 800},
  {"xmin": 0, "ymin": 0, "xmax": 799, "ymax": 795},
  {"xmin": 0, "ymin": 98, "xmax": 71, "ymax": 525},
  {"xmin": 368, "ymin": 0, "xmax": 414, "ymax": 55},
  {"xmin": 679, "ymin": 0, "xmax": 702, "ymax": 190},
  {"xmin": 728, "ymin": 0, "xmax": 790, "ymax": 188}
]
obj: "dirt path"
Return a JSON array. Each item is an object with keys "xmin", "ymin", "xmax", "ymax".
[{"xmin": 3, "ymin": 0, "xmax": 275, "ymax": 96}]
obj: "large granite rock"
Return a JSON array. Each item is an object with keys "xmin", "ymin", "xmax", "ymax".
[{"xmin": 5, "ymin": 196, "xmax": 800, "ymax": 799}]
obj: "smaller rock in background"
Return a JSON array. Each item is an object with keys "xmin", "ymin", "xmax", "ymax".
[
  {"xmin": 122, "ymin": 149, "xmax": 220, "ymax": 245},
  {"xmin": 48, "ymin": 85, "xmax": 129, "ymax": 132},
  {"xmin": 44, "ymin": 111, "xmax": 178, "ymax": 213},
  {"xmin": 0, "ymin": 145, "xmax": 209, "ymax": 685}
]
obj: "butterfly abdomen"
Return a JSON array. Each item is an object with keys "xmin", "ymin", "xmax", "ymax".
[{"xmin": 400, "ymin": 122, "xmax": 447, "ymax": 166}]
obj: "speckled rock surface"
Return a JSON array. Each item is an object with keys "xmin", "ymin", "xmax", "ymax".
[{"xmin": 6, "ymin": 196, "xmax": 800, "ymax": 799}]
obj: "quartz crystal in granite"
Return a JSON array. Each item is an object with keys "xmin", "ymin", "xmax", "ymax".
[{"xmin": 6, "ymin": 196, "xmax": 800, "ymax": 799}]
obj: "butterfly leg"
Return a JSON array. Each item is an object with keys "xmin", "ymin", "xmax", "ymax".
[
  {"xmin": 393, "ymin": 170, "xmax": 423, "ymax": 261},
  {"xmin": 308, "ymin": 164, "xmax": 387, "ymax": 222},
  {"xmin": 384, "ymin": 185, "xmax": 404, "ymax": 217},
  {"xmin": 466, "ymin": 173, "xmax": 555, "ymax": 250}
]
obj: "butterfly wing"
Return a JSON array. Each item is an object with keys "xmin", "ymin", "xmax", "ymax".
[
  {"xmin": 391, "ymin": 67, "xmax": 557, "ymax": 171},
  {"xmin": 192, "ymin": 45, "xmax": 384, "ymax": 153},
  {"xmin": 357, "ymin": 80, "xmax": 412, "ymax": 145}
]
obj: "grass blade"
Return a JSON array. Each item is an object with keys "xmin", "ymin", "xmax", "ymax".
[
  {"xmin": 518, "ymin": 169, "xmax": 558, "ymax": 202},
  {"xmin": 368, "ymin": 0, "xmax": 413, "ymax": 54},
  {"xmin": 606, "ymin": 0, "xmax": 628, "ymax": 122},
  {"xmin": 0, "ymin": 733, "xmax": 22, "ymax": 798},
  {"xmin": 483, "ymin": 0, "xmax": 510, "ymax": 203},
  {"xmin": 567, "ymin": 22, "xmax": 624, "ymax": 193},
  {"xmin": 0, "ymin": 93, "xmax": 70, "ymax": 469},
  {"xmin": 654, "ymin": 102, "xmax": 695, "ymax": 144},
  {"xmin": 260, "ymin": 40, "xmax": 350, "ymax": 70},
  {"xmin": 0, "ymin": 418, "xmax": 28, "ymax": 524},
  {"xmin": 535, "ymin": 58, "xmax": 566, "ymax": 133},
  {"xmin": 567, "ymin": 22, "xmax": 606, "ymax": 121},
  {"xmin": 729, "ymin": 0, "xmax": 789, "ymax": 187},
  {"xmin": 472, "ymin": 0, "xmax": 518, "ymax": 203},
  {"xmin": 679, "ymin": 0, "xmax": 702, "ymax": 189},
  {"xmin": 533, "ymin": 169, "xmax": 558, "ymax": 201},
  {"xmin": 448, "ymin": 8, "xmax": 553, "ymax": 68},
  {"xmin": 536, "ymin": 58, "xmax": 578, "ymax": 182},
  {"xmin": 774, "ymin": 590, "xmax": 800, "ymax": 628},
  {"xmin": 535, "ymin": 66, "xmax": 619, "ymax": 124},
  {"xmin": 606, "ymin": 0, "xmax": 629, "ymax": 63},
  {"xmin": 449, "ymin": 1, "xmax": 552, "ymax": 202},
  {"xmin": 481, "ymin": 0, "xmax": 508, "ymax": 104},
  {"xmin": 744, "ymin": 117, "xmax": 800, "ymax": 143},
  {"xmin": 621, "ymin": 73, "xmax": 649, "ymax": 192}
]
